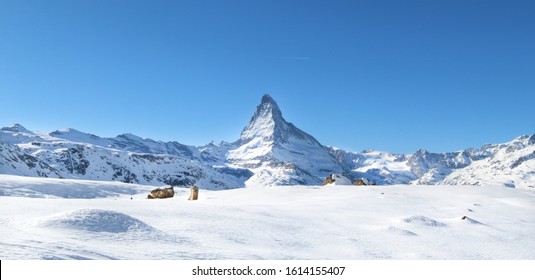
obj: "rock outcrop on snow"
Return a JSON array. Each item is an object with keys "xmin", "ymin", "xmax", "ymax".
[{"xmin": 147, "ymin": 186, "xmax": 175, "ymax": 199}]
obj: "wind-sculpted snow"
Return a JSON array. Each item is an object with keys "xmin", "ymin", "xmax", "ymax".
[
  {"xmin": 41, "ymin": 209, "xmax": 155, "ymax": 233},
  {"xmin": 1, "ymin": 176, "xmax": 534, "ymax": 259},
  {"xmin": 0, "ymin": 175, "xmax": 152, "ymax": 198},
  {"xmin": 403, "ymin": 215, "xmax": 448, "ymax": 227}
]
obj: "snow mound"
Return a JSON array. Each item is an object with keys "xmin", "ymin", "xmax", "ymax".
[
  {"xmin": 42, "ymin": 209, "xmax": 155, "ymax": 233},
  {"xmin": 403, "ymin": 215, "xmax": 447, "ymax": 227},
  {"xmin": 461, "ymin": 216, "xmax": 485, "ymax": 225},
  {"xmin": 387, "ymin": 226, "xmax": 418, "ymax": 236}
]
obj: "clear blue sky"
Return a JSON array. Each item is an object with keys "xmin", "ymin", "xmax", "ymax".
[{"xmin": 1, "ymin": 0, "xmax": 534, "ymax": 153}]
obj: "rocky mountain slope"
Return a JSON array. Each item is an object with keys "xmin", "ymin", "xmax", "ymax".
[
  {"xmin": 1, "ymin": 95, "xmax": 533, "ymax": 189},
  {"xmin": 442, "ymin": 135, "xmax": 535, "ymax": 188},
  {"xmin": 226, "ymin": 94, "xmax": 343, "ymax": 186},
  {"xmin": 328, "ymin": 134, "xmax": 535, "ymax": 188},
  {"xmin": 0, "ymin": 125, "xmax": 251, "ymax": 189}
]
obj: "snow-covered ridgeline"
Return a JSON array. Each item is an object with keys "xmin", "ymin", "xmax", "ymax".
[{"xmin": 1, "ymin": 95, "xmax": 534, "ymax": 188}]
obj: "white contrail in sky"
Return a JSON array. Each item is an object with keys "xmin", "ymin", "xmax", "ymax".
[{"xmin": 276, "ymin": 56, "xmax": 312, "ymax": 60}]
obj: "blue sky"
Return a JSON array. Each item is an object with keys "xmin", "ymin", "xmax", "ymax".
[{"xmin": 1, "ymin": 0, "xmax": 534, "ymax": 153}]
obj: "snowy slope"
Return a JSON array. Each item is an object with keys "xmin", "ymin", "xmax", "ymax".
[
  {"xmin": 0, "ymin": 142, "xmax": 61, "ymax": 178},
  {"xmin": 228, "ymin": 94, "xmax": 343, "ymax": 186},
  {"xmin": 1, "ymin": 175, "xmax": 534, "ymax": 260},
  {"xmin": 1, "ymin": 125, "xmax": 250, "ymax": 189},
  {"xmin": 50, "ymin": 129, "xmax": 200, "ymax": 159},
  {"xmin": 328, "ymin": 147, "xmax": 416, "ymax": 184},
  {"xmin": 22, "ymin": 141, "xmax": 248, "ymax": 189},
  {"xmin": 0, "ymin": 174, "xmax": 154, "ymax": 198},
  {"xmin": 0, "ymin": 124, "xmax": 50, "ymax": 144},
  {"xmin": 328, "ymin": 134, "xmax": 535, "ymax": 188},
  {"xmin": 444, "ymin": 135, "xmax": 535, "ymax": 189}
]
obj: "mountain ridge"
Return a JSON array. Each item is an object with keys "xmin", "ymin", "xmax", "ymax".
[{"xmin": 1, "ymin": 95, "xmax": 534, "ymax": 189}]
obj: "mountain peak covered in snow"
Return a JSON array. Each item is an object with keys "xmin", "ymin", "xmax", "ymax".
[
  {"xmin": 239, "ymin": 94, "xmax": 322, "ymax": 147},
  {"xmin": 0, "ymin": 124, "xmax": 47, "ymax": 144},
  {"xmin": 261, "ymin": 93, "xmax": 278, "ymax": 106},
  {"xmin": 239, "ymin": 94, "xmax": 285, "ymax": 144},
  {"xmin": 50, "ymin": 128, "xmax": 100, "ymax": 141},
  {"xmin": 228, "ymin": 95, "xmax": 343, "ymax": 185},
  {"xmin": 258, "ymin": 93, "xmax": 283, "ymax": 120},
  {"xmin": 1, "ymin": 124, "xmax": 32, "ymax": 134}
]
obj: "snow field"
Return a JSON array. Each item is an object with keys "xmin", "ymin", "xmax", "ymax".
[{"xmin": 0, "ymin": 175, "xmax": 534, "ymax": 260}]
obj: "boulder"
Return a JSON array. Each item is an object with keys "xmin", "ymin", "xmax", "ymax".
[
  {"xmin": 353, "ymin": 178, "xmax": 371, "ymax": 186},
  {"xmin": 322, "ymin": 174, "xmax": 335, "ymax": 186},
  {"xmin": 188, "ymin": 185, "xmax": 199, "ymax": 201},
  {"xmin": 147, "ymin": 186, "xmax": 174, "ymax": 199}
]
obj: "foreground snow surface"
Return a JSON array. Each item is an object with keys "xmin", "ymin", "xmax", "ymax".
[{"xmin": 0, "ymin": 175, "xmax": 534, "ymax": 260}]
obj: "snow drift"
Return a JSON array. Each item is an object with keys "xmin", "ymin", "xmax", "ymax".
[
  {"xmin": 1, "ymin": 175, "xmax": 534, "ymax": 260},
  {"xmin": 41, "ymin": 209, "xmax": 155, "ymax": 233}
]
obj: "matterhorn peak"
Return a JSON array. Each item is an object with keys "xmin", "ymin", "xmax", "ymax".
[
  {"xmin": 261, "ymin": 94, "xmax": 277, "ymax": 106},
  {"xmin": 255, "ymin": 94, "xmax": 283, "ymax": 121},
  {"xmin": 239, "ymin": 94, "xmax": 287, "ymax": 144},
  {"xmin": 229, "ymin": 94, "xmax": 344, "ymax": 185},
  {"xmin": 238, "ymin": 94, "xmax": 328, "ymax": 147}
]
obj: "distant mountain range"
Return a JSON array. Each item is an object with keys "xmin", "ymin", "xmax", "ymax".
[{"xmin": 1, "ymin": 95, "xmax": 534, "ymax": 189}]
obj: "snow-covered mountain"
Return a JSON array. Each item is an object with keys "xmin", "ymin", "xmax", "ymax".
[
  {"xmin": 49, "ymin": 128, "xmax": 199, "ymax": 159},
  {"xmin": 0, "ymin": 142, "xmax": 61, "ymax": 178},
  {"xmin": 1, "ymin": 95, "xmax": 534, "ymax": 189},
  {"xmin": 442, "ymin": 135, "xmax": 535, "ymax": 188},
  {"xmin": 0, "ymin": 125, "xmax": 251, "ymax": 189},
  {"xmin": 328, "ymin": 148, "xmax": 417, "ymax": 185},
  {"xmin": 327, "ymin": 134, "xmax": 535, "ymax": 189},
  {"xmin": 226, "ymin": 94, "xmax": 343, "ymax": 186}
]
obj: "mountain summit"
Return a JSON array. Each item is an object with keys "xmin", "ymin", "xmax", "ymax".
[
  {"xmin": 239, "ymin": 94, "xmax": 322, "ymax": 146},
  {"xmin": 1, "ymin": 124, "xmax": 32, "ymax": 134},
  {"xmin": 229, "ymin": 94, "xmax": 343, "ymax": 186},
  {"xmin": 239, "ymin": 94, "xmax": 285, "ymax": 144}
]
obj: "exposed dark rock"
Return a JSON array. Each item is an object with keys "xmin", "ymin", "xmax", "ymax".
[
  {"xmin": 214, "ymin": 166, "xmax": 254, "ymax": 179},
  {"xmin": 322, "ymin": 175, "xmax": 335, "ymax": 186},
  {"xmin": 147, "ymin": 186, "xmax": 174, "ymax": 199},
  {"xmin": 511, "ymin": 151, "xmax": 535, "ymax": 169}
]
